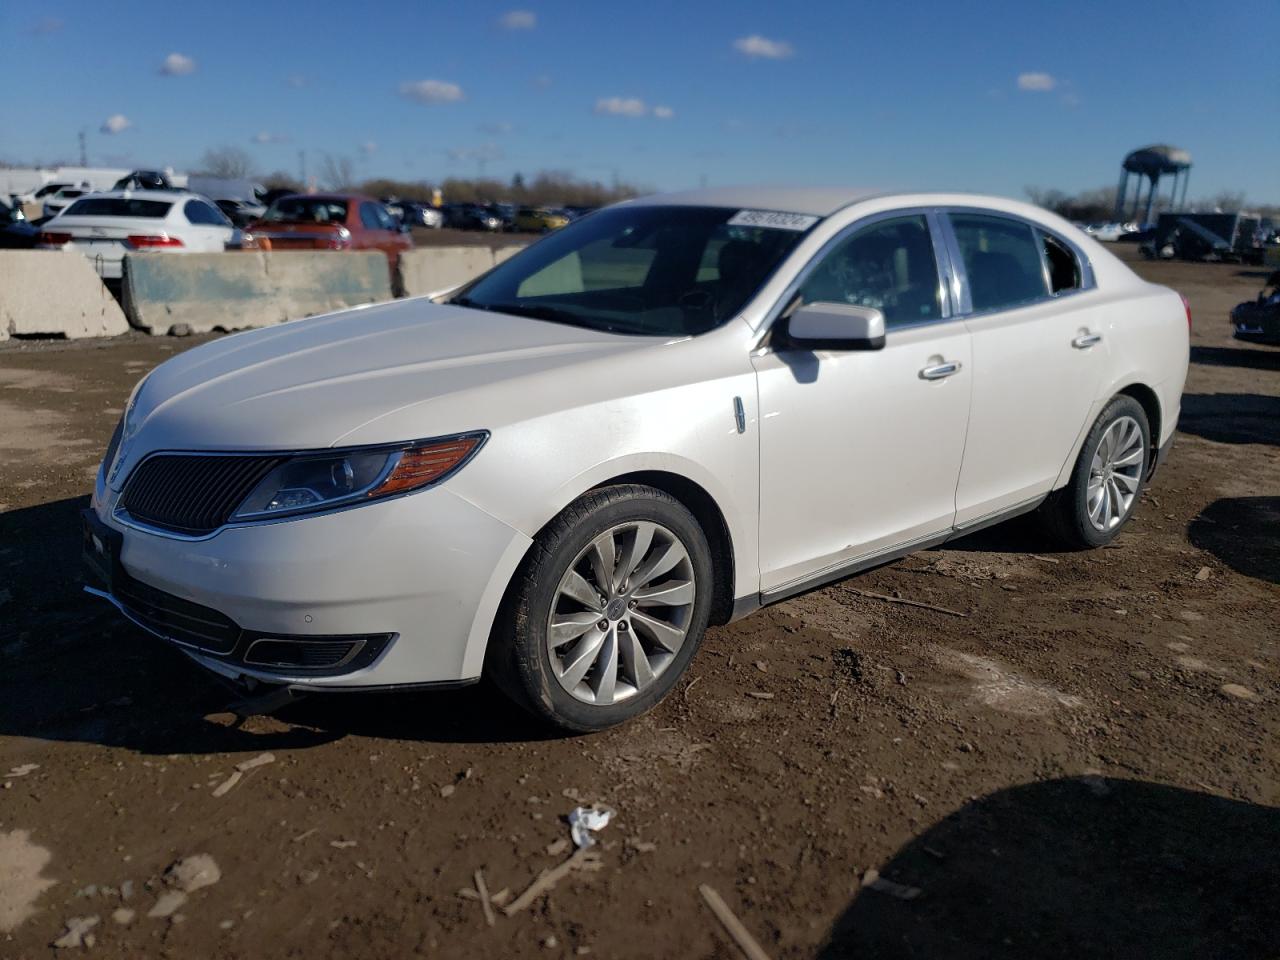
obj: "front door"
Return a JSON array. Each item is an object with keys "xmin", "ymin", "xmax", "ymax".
[{"xmin": 753, "ymin": 213, "xmax": 972, "ymax": 595}]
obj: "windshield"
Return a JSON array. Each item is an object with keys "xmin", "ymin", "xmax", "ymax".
[
  {"xmin": 455, "ymin": 205, "xmax": 812, "ymax": 336},
  {"xmin": 262, "ymin": 198, "xmax": 348, "ymax": 224},
  {"xmin": 64, "ymin": 198, "xmax": 172, "ymax": 218}
]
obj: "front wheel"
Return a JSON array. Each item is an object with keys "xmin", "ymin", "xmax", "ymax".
[
  {"xmin": 1042, "ymin": 395, "xmax": 1150, "ymax": 548},
  {"xmin": 488, "ymin": 485, "xmax": 713, "ymax": 732}
]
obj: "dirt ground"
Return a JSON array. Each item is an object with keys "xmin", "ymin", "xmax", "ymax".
[{"xmin": 1, "ymin": 248, "xmax": 1277, "ymax": 959}]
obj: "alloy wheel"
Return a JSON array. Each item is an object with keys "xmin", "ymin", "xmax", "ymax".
[
  {"xmin": 1087, "ymin": 415, "xmax": 1145, "ymax": 531},
  {"xmin": 546, "ymin": 521, "xmax": 696, "ymax": 705}
]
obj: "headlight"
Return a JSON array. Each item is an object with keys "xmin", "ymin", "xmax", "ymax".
[
  {"xmin": 107, "ymin": 373, "xmax": 151, "ymax": 485},
  {"xmin": 230, "ymin": 433, "xmax": 486, "ymax": 521}
]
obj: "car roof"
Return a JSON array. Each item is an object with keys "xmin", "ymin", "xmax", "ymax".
[
  {"xmin": 66, "ymin": 189, "xmax": 198, "ymax": 202},
  {"xmin": 626, "ymin": 186, "xmax": 884, "ymax": 217}
]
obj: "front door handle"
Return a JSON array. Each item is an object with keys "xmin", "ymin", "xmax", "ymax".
[
  {"xmin": 919, "ymin": 361, "xmax": 962, "ymax": 380},
  {"xmin": 1072, "ymin": 332, "xmax": 1103, "ymax": 349}
]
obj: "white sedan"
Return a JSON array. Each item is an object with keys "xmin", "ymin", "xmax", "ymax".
[
  {"xmin": 38, "ymin": 190, "xmax": 238, "ymax": 279},
  {"xmin": 83, "ymin": 187, "xmax": 1189, "ymax": 730}
]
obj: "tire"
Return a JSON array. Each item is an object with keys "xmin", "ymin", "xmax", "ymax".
[
  {"xmin": 487, "ymin": 484, "xmax": 714, "ymax": 732},
  {"xmin": 1042, "ymin": 395, "xmax": 1151, "ymax": 549}
]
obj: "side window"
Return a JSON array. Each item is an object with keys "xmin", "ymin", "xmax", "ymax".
[
  {"xmin": 374, "ymin": 204, "xmax": 397, "ymax": 230},
  {"xmin": 184, "ymin": 199, "xmax": 225, "ymax": 225},
  {"xmin": 359, "ymin": 202, "xmax": 383, "ymax": 230},
  {"xmin": 1041, "ymin": 232, "xmax": 1082, "ymax": 294},
  {"xmin": 798, "ymin": 215, "xmax": 941, "ymax": 328},
  {"xmin": 949, "ymin": 214, "xmax": 1049, "ymax": 312}
]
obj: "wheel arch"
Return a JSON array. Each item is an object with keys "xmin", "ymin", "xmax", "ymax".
[{"xmin": 1115, "ymin": 381, "xmax": 1162, "ymax": 475}]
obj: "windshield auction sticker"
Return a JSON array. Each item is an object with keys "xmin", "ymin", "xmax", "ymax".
[{"xmin": 727, "ymin": 209, "xmax": 820, "ymax": 231}]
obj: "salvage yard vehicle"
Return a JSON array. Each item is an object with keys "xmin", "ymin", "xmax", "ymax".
[
  {"xmin": 37, "ymin": 190, "xmax": 239, "ymax": 279},
  {"xmin": 83, "ymin": 187, "xmax": 1189, "ymax": 731},
  {"xmin": 1230, "ymin": 269, "xmax": 1280, "ymax": 345},
  {"xmin": 240, "ymin": 193, "xmax": 412, "ymax": 270},
  {"xmin": 514, "ymin": 206, "xmax": 569, "ymax": 232}
]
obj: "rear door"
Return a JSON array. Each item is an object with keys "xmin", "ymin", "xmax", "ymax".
[{"xmin": 945, "ymin": 211, "xmax": 1108, "ymax": 527}]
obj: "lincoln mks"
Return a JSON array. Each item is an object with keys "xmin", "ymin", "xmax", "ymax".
[{"xmin": 84, "ymin": 188, "xmax": 1189, "ymax": 730}]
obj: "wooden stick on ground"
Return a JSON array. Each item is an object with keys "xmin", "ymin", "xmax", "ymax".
[
  {"xmin": 699, "ymin": 884, "xmax": 773, "ymax": 960},
  {"xmin": 847, "ymin": 588, "xmax": 967, "ymax": 618},
  {"xmin": 474, "ymin": 868, "xmax": 496, "ymax": 927},
  {"xmin": 503, "ymin": 848, "xmax": 602, "ymax": 916}
]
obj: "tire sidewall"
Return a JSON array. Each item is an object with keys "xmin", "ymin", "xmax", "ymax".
[
  {"xmin": 516, "ymin": 489, "xmax": 713, "ymax": 732},
  {"xmin": 1067, "ymin": 396, "xmax": 1151, "ymax": 547}
]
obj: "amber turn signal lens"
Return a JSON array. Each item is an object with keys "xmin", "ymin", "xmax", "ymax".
[{"xmin": 369, "ymin": 437, "xmax": 483, "ymax": 497}]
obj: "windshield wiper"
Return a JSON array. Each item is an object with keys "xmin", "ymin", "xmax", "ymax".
[{"xmin": 467, "ymin": 300, "xmax": 611, "ymax": 329}]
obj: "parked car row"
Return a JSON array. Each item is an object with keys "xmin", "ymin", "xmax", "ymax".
[{"xmin": 30, "ymin": 185, "xmax": 415, "ymax": 280}]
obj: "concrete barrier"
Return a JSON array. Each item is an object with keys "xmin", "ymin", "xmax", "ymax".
[
  {"xmin": 0, "ymin": 250, "xmax": 129, "ymax": 341},
  {"xmin": 397, "ymin": 247, "xmax": 497, "ymax": 299},
  {"xmin": 123, "ymin": 251, "xmax": 392, "ymax": 335}
]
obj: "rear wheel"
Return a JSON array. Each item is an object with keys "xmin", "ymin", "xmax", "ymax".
[
  {"xmin": 488, "ymin": 484, "xmax": 712, "ymax": 732},
  {"xmin": 1042, "ymin": 395, "xmax": 1150, "ymax": 548}
]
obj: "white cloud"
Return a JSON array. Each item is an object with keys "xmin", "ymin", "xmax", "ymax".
[
  {"xmin": 251, "ymin": 131, "xmax": 288, "ymax": 144},
  {"xmin": 100, "ymin": 114, "xmax": 132, "ymax": 135},
  {"xmin": 499, "ymin": 9, "xmax": 536, "ymax": 30},
  {"xmin": 595, "ymin": 96, "xmax": 648, "ymax": 117},
  {"xmin": 360, "ymin": 141, "xmax": 378, "ymax": 155},
  {"xmin": 479, "ymin": 121, "xmax": 514, "ymax": 135},
  {"xmin": 733, "ymin": 35, "xmax": 794, "ymax": 59},
  {"xmin": 1016, "ymin": 72, "xmax": 1056, "ymax": 92},
  {"xmin": 652, "ymin": 105, "xmax": 675, "ymax": 120},
  {"xmin": 399, "ymin": 79, "xmax": 465, "ymax": 104},
  {"xmin": 159, "ymin": 52, "xmax": 196, "ymax": 76}
]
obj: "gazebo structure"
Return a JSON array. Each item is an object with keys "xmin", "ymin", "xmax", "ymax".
[{"xmin": 1114, "ymin": 144, "xmax": 1191, "ymax": 224}]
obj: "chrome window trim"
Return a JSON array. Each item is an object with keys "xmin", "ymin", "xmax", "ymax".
[
  {"xmin": 110, "ymin": 430, "xmax": 489, "ymax": 542},
  {"xmin": 938, "ymin": 207, "xmax": 1097, "ymax": 321},
  {"xmin": 756, "ymin": 206, "xmax": 961, "ymax": 344}
]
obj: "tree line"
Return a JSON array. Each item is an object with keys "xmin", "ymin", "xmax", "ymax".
[{"xmin": 196, "ymin": 147, "xmax": 646, "ymax": 207}]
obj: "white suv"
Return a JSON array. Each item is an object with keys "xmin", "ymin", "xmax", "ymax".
[{"xmin": 84, "ymin": 188, "xmax": 1189, "ymax": 730}]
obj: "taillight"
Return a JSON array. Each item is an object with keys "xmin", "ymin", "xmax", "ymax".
[
  {"xmin": 38, "ymin": 231, "xmax": 71, "ymax": 245},
  {"xmin": 127, "ymin": 234, "xmax": 184, "ymax": 249},
  {"xmin": 1180, "ymin": 294, "xmax": 1192, "ymax": 330}
]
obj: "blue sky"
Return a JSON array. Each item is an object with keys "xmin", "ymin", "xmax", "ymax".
[{"xmin": 2, "ymin": 0, "xmax": 1277, "ymax": 202}]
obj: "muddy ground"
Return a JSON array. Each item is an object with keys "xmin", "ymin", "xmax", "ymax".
[{"xmin": 1, "ymin": 248, "xmax": 1277, "ymax": 959}]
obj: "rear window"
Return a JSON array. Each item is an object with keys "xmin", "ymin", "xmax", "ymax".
[
  {"xmin": 63, "ymin": 198, "xmax": 173, "ymax": 218},
  {"xmin": 264, "ymin": 198, "xmax": 348, "ymax": 224}
]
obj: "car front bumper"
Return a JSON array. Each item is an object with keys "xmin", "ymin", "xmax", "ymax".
[{"xmin": 84, "ymin": 480, "xmax": 532, "ymax": 690}]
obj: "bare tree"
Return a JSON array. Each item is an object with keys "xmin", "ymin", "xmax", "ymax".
[
  {"xmin": 198, "ymin": 146, "xmax": 254, "ymax": 179},
  {"xmin": 1207, "ymin": 191, "xmax": 1246, "ymax": 213},
  {"xmin": 319, "ymin": 153, "xmax": 355, "ymax": 191}
]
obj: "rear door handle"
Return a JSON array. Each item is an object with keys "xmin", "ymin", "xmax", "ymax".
[
  {"xmin": 919, "ymin": 361, "xmax": 961, "ymax": 380},
  {"xmin": 1072, "ymin": 332, "xmax": 1103, "ymax": 349}
]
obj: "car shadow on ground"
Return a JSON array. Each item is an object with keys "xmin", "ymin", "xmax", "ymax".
[
  {"xmin": 0, "ymin": 496, "xmax": 560, "ymax": 757},
  {"xmin": 1178, "ymin": 393, "xmax": 1280, "ymax": 446},
  {"xmin": 936, "ymin": 511, "xmax": 1075, "ymax": 555},
  {"xmin": 817, "ymin": 777, "xmax": 1280, "ymax": 960},
  {"xmin": 1190, "ymin": 345, "xmax": 1280, "ymax": 372},
  {"xmin": 1188, "ymin": 497, "xmax": 1280, "ymax": 585}
]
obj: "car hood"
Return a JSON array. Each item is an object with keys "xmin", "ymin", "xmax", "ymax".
[{"xmin": 118, "ymin": 298, "xmax": 658, "ymax": 469}]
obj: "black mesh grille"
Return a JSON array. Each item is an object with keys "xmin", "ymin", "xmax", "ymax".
[
  {"xmin": 246, "ymin": 639, "xmax": 361, "ymax": 670},
  {"xmin": 115, "ymin": 574, "xmax": 241, "ymax": 654},
  {"xmin": 120, "ymin": 454, "xmax": 286, "ymax": 535}
]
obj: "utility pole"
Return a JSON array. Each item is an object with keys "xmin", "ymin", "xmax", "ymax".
[{"xmin": 78, "ymin": 129, "xmax": 87, "ymax": 167}]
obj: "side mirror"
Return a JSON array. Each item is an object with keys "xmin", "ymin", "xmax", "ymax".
[{"xmin": 778, "ymin": 302, "xmax": 886, "ymax": 351}]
